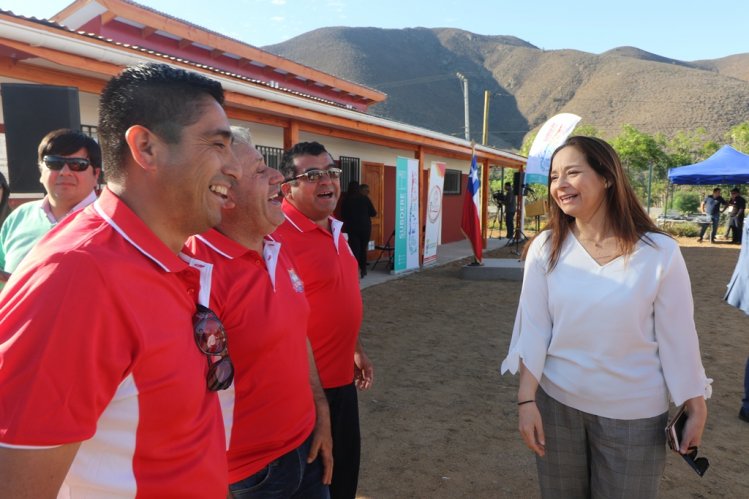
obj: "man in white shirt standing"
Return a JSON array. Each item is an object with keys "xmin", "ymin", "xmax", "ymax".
[{"xmin": 0, "ymin": 128, "xmax": 100, "ymax": 287}]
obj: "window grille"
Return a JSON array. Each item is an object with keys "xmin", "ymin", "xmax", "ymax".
[
  {"xmin": 257, "ymin": 145, "xmax": 284, "ymax": 170},
  {"xmin": 339, "ymin": 156, "xmax": 360, "ymax": 189}
]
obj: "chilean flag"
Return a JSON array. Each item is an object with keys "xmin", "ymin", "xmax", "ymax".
[{"xmin": 461, "ymin": 154, "xmax": 482, "ymax": 263}]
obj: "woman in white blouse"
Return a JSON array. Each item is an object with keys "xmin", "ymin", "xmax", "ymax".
[{"xmin": 501, "ymin": 136, "xmax": 710, "ymax": 498}]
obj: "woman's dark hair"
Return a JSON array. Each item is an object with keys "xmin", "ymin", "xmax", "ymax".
[{"xmin": 530, "ymin": 136, "xmax": 665, "ymax": 270}]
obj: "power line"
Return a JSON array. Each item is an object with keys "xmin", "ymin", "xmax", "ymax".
[{"xmin": 371, "ymin": 71, "xmax": 479, "ymax": 89}]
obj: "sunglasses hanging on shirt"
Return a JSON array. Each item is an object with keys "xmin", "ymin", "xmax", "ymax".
[{"xmin": 192, "ymin": 304, "xmax": 234, "ymax": 391}]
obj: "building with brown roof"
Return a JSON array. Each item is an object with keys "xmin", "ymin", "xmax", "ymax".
[{"xmin": 0, "ymin": 0, "xmax": 525, "ymax": 256}]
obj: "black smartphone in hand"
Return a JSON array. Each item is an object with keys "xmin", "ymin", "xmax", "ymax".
[{"xmin": 665, "ymin": 405, "xmax": 709, "ymax": 476}]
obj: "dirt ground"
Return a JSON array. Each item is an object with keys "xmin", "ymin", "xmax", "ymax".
[{"xmin": 355, "ymin": 236, "xmax": 749, "ymax": 498}]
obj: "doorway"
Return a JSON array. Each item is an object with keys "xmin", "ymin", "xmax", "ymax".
[{"xmin": 362, "ymin": 162, "xmax": 384, "ymax": 258}]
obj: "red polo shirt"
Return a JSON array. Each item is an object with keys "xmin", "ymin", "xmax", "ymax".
[
  {"xmin": 187, "ymin": 229, "xmax": 315, "ymax": 482},
  {"xmin": 0, "ymin": 188, "xmax": 226, "ymax": 498},
  {"xmin": 273, "ymin": 200, "xmax": 363, "ymax": 389}
]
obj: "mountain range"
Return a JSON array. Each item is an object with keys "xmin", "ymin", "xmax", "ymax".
[{"xmin": 265, "ymin": 27, "xmax": 749, "ymax": 150}]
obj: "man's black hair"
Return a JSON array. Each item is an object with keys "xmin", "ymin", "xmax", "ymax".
[
  {"xmin": 279, "ymin": 141, "xmax": 331, "ymax": 180},
  {"xmin": 98, "ymin": 62, "xmax": 224, "ymax": 182}
]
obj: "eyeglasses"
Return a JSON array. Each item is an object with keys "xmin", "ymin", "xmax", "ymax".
[
  {"xmin": 43, "ymin": 155, "xmax": 92, "ymax": 172},
  {"xmin": 682, "ymin": 447, "xmax": 710, "ymax": 477},
  {"xmin": 282, "ymin": 168, "xmax": 342, "ymax": 184},
  {"xmin": 193, "ymin": 304, "xmax": 234, "ymax": 391}
]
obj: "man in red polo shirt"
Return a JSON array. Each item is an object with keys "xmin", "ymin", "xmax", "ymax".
[
  {"xmin": 0, "ymin": 63, "xmax": 240, "ymax": 497},
  {"xmin": 274, "ymin": 141, "xmax": 374, "ymax": 499},
  {"xmin": 187, "ymin": 127, "xmax": 332, "ymax": 498}
]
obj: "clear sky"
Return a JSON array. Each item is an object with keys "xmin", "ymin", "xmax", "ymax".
[{"xmin": 3, "ymin": 0, "xmax": 747, "ymax": 61}]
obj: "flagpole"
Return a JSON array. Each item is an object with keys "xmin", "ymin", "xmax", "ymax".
[{"xmin": 481, "ymin": 91, "xmax": 490, "ymax": 247}]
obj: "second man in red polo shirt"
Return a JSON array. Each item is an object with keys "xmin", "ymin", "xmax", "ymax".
[{"xmin": 187, "ymin": 128, "xmax": 333, "ymax": 498}]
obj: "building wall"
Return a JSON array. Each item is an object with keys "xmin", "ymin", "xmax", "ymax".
[
  {"xmin": 79, "ymin": 91, "xmax": 100, "ymax": 128},
  {"xmin": 231, "ymin": 121, "xmax": 283, "ymax": 148},
  {"xmin": 298, "ymin": 132, "xmax": 414, "ymax": 166}
]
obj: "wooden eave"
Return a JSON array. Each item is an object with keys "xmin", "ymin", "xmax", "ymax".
[
  {"xmin": 224, "ymin": 90, "xmax": 523, "ymax": 167},
  {"xmin": 51, "ymin": 0, "xmax": 387, "ymax": 106}
]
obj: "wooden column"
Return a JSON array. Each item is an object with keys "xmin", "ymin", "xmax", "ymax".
[
  {"xmin": 416, "ymin": 145, "xmax": 426, "ymax": 266},
  {"xmin": 283, "ymin": 120, "xmax": 299, "ymax": 149},
  {"xmin": 481, "ymin": 157, "xmax": 490, "ymax": 247}
]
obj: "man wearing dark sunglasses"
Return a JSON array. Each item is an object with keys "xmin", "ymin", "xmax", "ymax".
[
  {"xmin": 0, "ymin": 63, "xmax": 240, "ymax": 497},
  {"xmin": 188, "ymin": 127, "xmax": 332, "ymax": 498},
  {"xmin": 0, "ymin": 128, "xmax": 100, "ymax": 289},
  {"xmin": 274, "ymin": 141, "xmax": 374, "ymax": 499}
]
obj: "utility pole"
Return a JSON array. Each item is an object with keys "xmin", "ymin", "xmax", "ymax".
[
  {"xmin": 482, "ymin": 90, "xmax": 490, "ymax": 146},
  {"xmin": 456, "ymin": 72, "xmax": 470, "ymax": 141}
]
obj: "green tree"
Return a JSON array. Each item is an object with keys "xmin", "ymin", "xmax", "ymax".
[
  {"xmin": 610, "ymin": 125, "xmax": 670, "ymax": 208},
  {"xmin": 572, "ymin": 124, "xmax": 600, "ymax": 138},
  {"xmin": 667, "ymin": 128, "xmax": 719, "ymax": 167},
  {"xmin": 519, "ymin": 131, "xmax": 536, "ymax": 156},
  {"xmin": 726, "ymin": 122, "xmax": 749, "ymax": 153},
  {"xmin": 672, "ymin": 191, "xmax": 701, "ymax": 214}
]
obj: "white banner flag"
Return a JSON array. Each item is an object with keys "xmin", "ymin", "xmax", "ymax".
[
  {"xmin": 525, "ymin": 113, "xmax": 581, "ymax": 184},
  {"xmin": 423, "ymin": 161, "xmax": 445, "ymax": 266}
]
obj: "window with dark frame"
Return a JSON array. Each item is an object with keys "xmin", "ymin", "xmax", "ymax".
[
  {"xmin": 257, "ymin": 145, "xmax": 284, "ymax": 170},
  {"xmin": 81, "ymin": 125, "xmax": 98, "ymax": 142},
  {"xmin": 338, "ymin": 156, "xmax": 360, "ymax": 190},
  {"xmin": 444, "ymin": 169, "xmax": 462, "ymax": 195}
]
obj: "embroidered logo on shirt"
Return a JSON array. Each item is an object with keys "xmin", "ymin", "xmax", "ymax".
[{"xmin": 288, "ymin": 268, "xmax": 304, "ymax": 293}]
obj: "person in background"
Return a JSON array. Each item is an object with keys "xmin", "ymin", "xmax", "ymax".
[
  {"xmin": 276, "ymin": 141, "xmax": 374, "ymax": 499},
  {"xmin": 0, "ymin": 129, "xmax": 101, "ymax": 288},
  {"xmin": 341, "ymin": 180, "xmax": 376, "ymax": 278},
  {"xmin": 187, "ymin": 127, "xmax": 332, "ymax": 498},
  {"xmin": 501, "ymin": 136, "xmax": 710, "ymax": 498},
  {"xmin": 723, "ymin": 209, "xmax": 749, "ymax": 423},
  {"xmin": 723, "ymin": 188, "xmax": 746, "ymax": 244},
  {"xmin": 0, "ymin": 62, "xmax": 240, "ymax": 497},
  {"xmin": 735, "ymin": 354, "xmax": 749, "ymax": 424},
  {"xmin": 698, "ymin": 187, "xmax": 727, "ymax": 243},
  {"xmin": 0, "ymin": 172, "xmax": 9, "ymax": 228},
  {"xmin": 504, "ymin": 182, "xmax": 516, "ymax": 240}
]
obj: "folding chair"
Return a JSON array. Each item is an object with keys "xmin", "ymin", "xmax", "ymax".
[{"xmin": 372, "ymin": 230, "xmax": 395, "ymax": 270}]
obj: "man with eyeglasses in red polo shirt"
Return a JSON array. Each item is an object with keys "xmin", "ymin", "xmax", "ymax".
[
  {"xmin": 0, "ymin": 128, "xmax": 101, "ymax": 288},
  {"xmin": 188, "ymin": 127, "xmax": 332, "ymax": 498},
  {"xmin": 0, "ymin": 63, "xmax": 240, "ymax": 497},
  {"xmin": 274, "ymin": 141, "xmax": 374, "ymax": 499}
]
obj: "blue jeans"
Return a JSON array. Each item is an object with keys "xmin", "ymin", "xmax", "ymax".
[
  {"xmin": 699, "ymin": 215, "xmax": 720, "ymax": 241},
  {"xmin": 229, "ymin": 433, "xmax": 330, "ymax": 499}
]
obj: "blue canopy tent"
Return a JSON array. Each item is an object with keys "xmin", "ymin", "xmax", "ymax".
[{"xmin": 668, "ymin": 145, "xmax": 749, "ymax": 184}]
